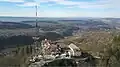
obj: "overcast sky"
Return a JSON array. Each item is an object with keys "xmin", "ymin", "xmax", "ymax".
[{"xmin": 0, "ymin": 0, "xmax": 120, "ymax": 18}]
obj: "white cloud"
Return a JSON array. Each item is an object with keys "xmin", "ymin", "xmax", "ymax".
[
  {"xmin": 0, "ymin": 0, "xmax": 24, "ymax": 2},
  {"xmin": 31, "ymin": 0, "xmax": 120, "ymax": 9},
  {"xmin": 18, "ymin": 2, "xmax": 39, "ymax": 6},
  {"xmin": 1, "ymin": 0, "xmax": 120, "ymax": 9},
  {"xmin": 53, "ymin": 0, "xmax": 120, "ymax": 9},
  {"xmin": 1, "ymin": 0, "xmax": 120, "ymax": 17},
  {"xmin": 34, "ymin": 0, "xmax": 50, "ymax": 3},
  {"xmin": 17, "ymin": 0, "xmax": 49, "ymax": 7}
]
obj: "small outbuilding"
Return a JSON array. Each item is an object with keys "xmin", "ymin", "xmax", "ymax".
[{"xmin": 68, "ymin": 43, "xmax": 81, "ymax": 57}]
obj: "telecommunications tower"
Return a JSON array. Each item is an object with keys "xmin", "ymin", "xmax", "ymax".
[{"xmin": 35, "ymin": 5, "xmax": 39, "ymax": 36}]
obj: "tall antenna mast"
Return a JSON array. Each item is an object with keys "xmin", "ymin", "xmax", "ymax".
[
  {"xmin": 35, "ymin": 5, "xmax": 38, "ymax": 27},
  {"xmin": 35, "ymin": 5, "xmax": 39, "ymax": 36}
]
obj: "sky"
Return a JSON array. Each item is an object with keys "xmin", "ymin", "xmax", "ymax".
[{"xmin": 0, "ymin": 0, "xmax": 120, "ymax": 18}]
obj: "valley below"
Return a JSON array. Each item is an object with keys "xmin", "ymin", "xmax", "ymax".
[{"xmin": 0, "ymin": 17, "xmax": 120, "ymax": 67}]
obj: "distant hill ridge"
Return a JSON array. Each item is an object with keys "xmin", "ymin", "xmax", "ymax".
[
  {"xmin": 0, "ymin": 21, "xmax": 32, "ymax": 29},
  {"xmin": 22, "ymin": 20, "xmax": 58, "ymax": 24}
]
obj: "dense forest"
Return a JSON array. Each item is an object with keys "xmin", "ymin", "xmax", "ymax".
[
  {"xmin": 0, "ymin": 31, "xmax": 64, "ymax": 50},
  {"xmin": 0, "ymin": 35, "xmax": 34, "ymax": 50}
]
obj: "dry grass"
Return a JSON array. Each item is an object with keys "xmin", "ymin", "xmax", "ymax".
[{"xmin": 62, "ymin": 31, "xmax": 113, "ymax": 56}]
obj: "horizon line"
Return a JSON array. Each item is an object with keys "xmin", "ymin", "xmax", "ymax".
[{"xmin": 0, "ymin": 16, "xmax": 120, "ymax": 18}]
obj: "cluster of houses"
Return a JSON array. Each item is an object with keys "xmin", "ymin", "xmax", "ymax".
[
  {"xmin": 29, "ymin": 38, "xmax": 82, "ymax": 62},
  {"xmin": 42, "ymin": 39, "xmax": 82, "ymax": 57}
]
